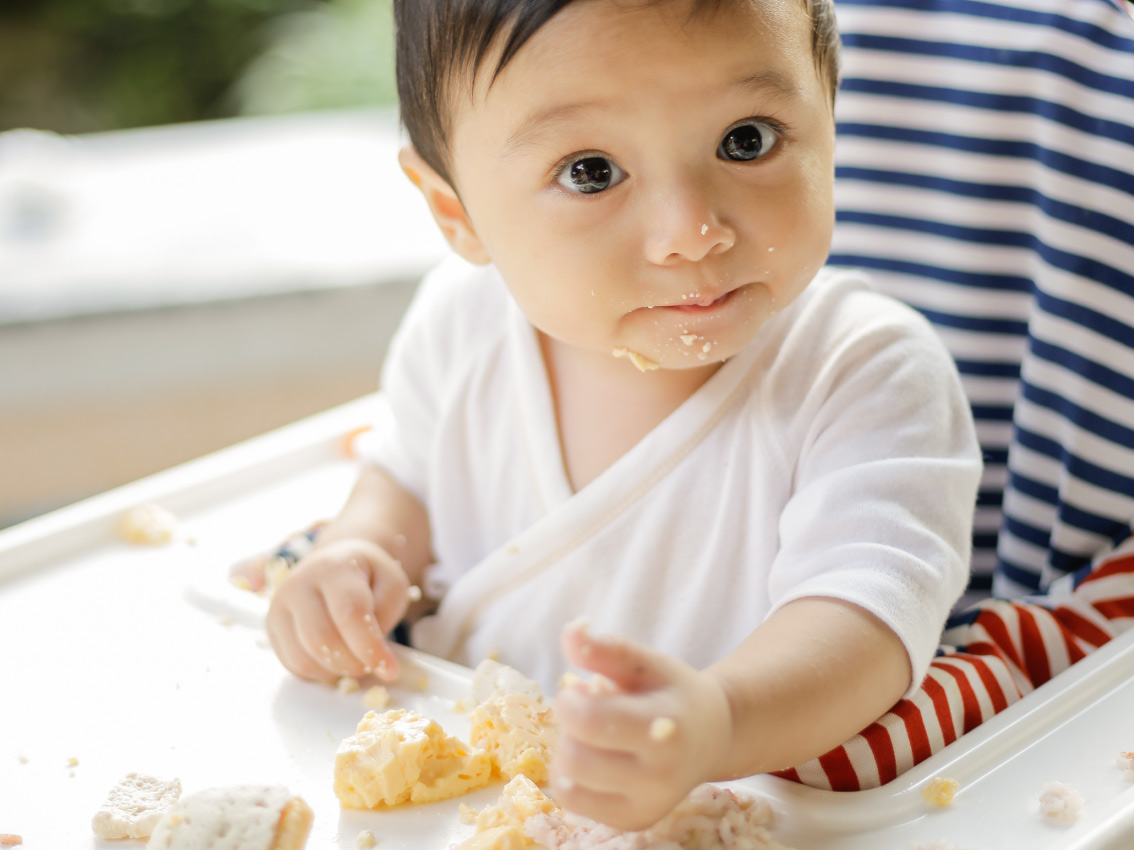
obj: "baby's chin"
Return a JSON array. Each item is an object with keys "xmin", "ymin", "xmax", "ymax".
[{"xmin": 609, "ymin": 337, "xmax": 741, "ymax": 374}]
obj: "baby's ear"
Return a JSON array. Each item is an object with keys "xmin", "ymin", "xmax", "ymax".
[{"xmin": 398, "ymin": 146, "xmax": 490, "ymax": 265}]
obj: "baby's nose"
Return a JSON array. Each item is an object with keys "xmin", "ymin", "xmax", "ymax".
[{"xmin": 644, "ymin": 194, "xmax": 735, "ymax": 266}]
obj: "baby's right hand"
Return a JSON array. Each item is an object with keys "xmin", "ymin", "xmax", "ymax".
[{"xmin": 265, "ymin": 539, "xmax": 409, "ymax": 683}]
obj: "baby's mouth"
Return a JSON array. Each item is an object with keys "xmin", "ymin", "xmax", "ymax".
[{"xmin": 667, "ymin": 287, "xmax": 737, "ymax": 312}]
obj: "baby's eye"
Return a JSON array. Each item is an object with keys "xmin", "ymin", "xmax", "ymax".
[
  {"xmin": 556, "ymin": 156, "xmax": 626, "ymax": 194},
  {"xmin": 718, "ymin": 121, "xmax": 778, "ymax": 162}
]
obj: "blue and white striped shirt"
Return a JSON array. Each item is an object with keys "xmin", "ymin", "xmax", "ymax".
[{"xmin": 830, "ymin": 0, "xmax": 1134, "ymax": 599}]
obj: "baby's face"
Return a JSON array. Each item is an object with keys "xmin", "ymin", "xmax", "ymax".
[{"xmin": 448, "ymin": 0, "xmax": 835, "ymax": 372}]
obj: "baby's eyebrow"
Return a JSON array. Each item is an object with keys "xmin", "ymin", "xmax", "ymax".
[
  {"xmin": 731, "ymin": 68, "xmax": 802, "ymax": 101},
  {"xmin": 502, "ymin": 101, "xmax": 600, "ymax": 159}
]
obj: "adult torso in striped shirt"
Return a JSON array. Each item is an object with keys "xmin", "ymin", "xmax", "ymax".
[{"xmin": 829, "ymin": 0, "xmax": 1134, "ymax": 600}]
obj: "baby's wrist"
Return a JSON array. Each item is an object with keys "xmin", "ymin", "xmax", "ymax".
[{"xmin": 692, "ymin": 670, "xmax": 736, "ymax": 783}]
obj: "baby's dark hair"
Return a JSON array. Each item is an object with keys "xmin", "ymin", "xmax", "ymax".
[{"xmin": 394, "ymin": 0, "xmax": 840, "ymax": 186}]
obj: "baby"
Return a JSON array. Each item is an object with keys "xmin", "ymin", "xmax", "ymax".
[{"xmin": 265, "ymin": 0, "xmax": 982, "ymax": 831}]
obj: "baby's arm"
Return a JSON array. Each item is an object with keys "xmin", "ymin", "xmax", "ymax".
[
  {"xmin": 266, "ymin": 464, "xmax": 431, "ymax": 683},
  {"xmin": 551, "ymin": 597, "xmax": 908, "ymax": 830}
]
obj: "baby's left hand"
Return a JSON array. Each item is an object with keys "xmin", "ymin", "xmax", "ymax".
[{"xmin": 550, "ymin": 621, "xmax": 733, "ymax": 831}]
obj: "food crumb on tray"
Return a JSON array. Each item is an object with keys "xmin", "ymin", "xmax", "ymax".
[
  {"xmin": 356, "ymin": 828, "xmax": 377, "ymax": 848},
  {"xmin": 92, "ymin": 772, "xmax": 182, "ymax": 840},
  {"xmin": 921, "ymin": 776, "xmax": 959, "ymax": 807},
  {"xmin": 1117, "ymin": 751, "xmax": 1134, "ymax": 779},
  {"xmin": 117, "ymin": 504, "xmax": 180, "ymax": 545},
  {"xmin": 337, "ymin": 676, "xmax": 361, "ymax": 695},
  {"xmin": 363, "ymin": 685, "xmax": 391, "ymax": 710},
  {"xmin": 1038, "ymin": 781, "xmax": 1083, "ymax": 821}
]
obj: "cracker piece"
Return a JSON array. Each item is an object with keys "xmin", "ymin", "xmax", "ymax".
[
  {"xmin": 92, "ymin": 772, "xmax": 182, "ymax": 840},
  {"xmin": 146, "ymin": 785, "xmax": 312, "ymax": 850}
]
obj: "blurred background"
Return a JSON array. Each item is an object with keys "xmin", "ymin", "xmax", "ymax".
[{"xmin": 0, "ymin": 0, "xmax": 447, "ymax": 528}]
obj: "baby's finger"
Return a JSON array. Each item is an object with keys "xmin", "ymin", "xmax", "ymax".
[
  {"xmin": 561, "ymin": 620, "xmax": 674, "ymax": 692},
  {"xmin": 267, "ymin": 611, "xmax": 328, "ymax": 681},
  {"xmin": 290, "ymin": 592, "xmax": 369, "ymax": 679},
  {"xmin": 370, "ymin": 565, "xmax": 411, "ymax": 637},
  {"xmin": 554, "ymin": 687, "xmax": 649, "ymax": 752},
  {"xmin": 553, "ymin": 732, "xmax": 639, "ymax": 795},
  {"xmin": 551, "ymin": 768, "xmax": 661, "ymax": 833},
  {"xmin": 334, "ymin": 600, "xmax": 399, "ymax": 681}
]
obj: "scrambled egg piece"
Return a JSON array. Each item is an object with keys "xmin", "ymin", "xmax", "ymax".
[
  {"xmin": 334, "ymin": 709, "xmax": 492, "ymax": 808},
  {"xmin": 456, "ymin": 775, "xmax": 561, "ymax": 850},
  {"xmin": 921, "ymin": 776, "xmax": 960, "ymax": 807},
  {"xmin": 469, "ymin": 693, "xmax": 557, "ymax": 784}
]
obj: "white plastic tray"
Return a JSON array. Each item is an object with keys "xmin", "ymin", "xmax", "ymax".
[{"xmin": 2, "ymin": 396, "xmax": 1133, "ymax": 849}]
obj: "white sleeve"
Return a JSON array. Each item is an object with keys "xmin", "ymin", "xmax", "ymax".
[
  {"xmin": 354, "ymin": 256, "xmax": 474, "ymax": 504},
  {"xmin": 765, "ymin": 277, "xmax": 982, "ymax": 695}
]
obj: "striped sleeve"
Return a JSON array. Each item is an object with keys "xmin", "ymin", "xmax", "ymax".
[
  {"xmin": 775, "ymin": 537, "xmax": 1134, "ymax": 791},
  {"xmin": 829, "ymin": 0, "xmax": 1134, "ymax": 599}
]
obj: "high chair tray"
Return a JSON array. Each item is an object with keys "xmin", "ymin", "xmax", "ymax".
[{"xmin": 1, "ymin": 395, "xmax": 1131, "ymax": 849}]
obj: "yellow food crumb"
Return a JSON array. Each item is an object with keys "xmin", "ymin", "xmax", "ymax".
[
  {"xmin": 363, "ymin": 686, "xmax": 391, "ymax": 710},
  {"xmin": 67, "ymin": 757, "xmax": 79, "ymax": 767},
  {"xmin": 406, "ymin": 585, "xmax": 423, "ymax": 602},
  {"xmin": 921, "ymin": 776, "xmax": 960, "ymax": 806},
  {"xmin": 680, "ymin": 334, "xmax": 698, "ymax": 346},
  {"xmin": 557, "ymin": 672, "xmax": 581, "ymax": 691},
  {"xmin": 586, "ymin": 674, "xmax": 617, "ymax": 695},
  {"xmin": 611, "ymin": 347, "xmax": 660, "ymax": 372},
  {"xmin": 649, "ymin": 717, "xmax": 677, "ymax": 741},
  {"xmin": 263, "ymin": 558, "xmax": 292, "ymax": 593},
  {"xmin": 116, "ymin": 504, "xmax": 179, "ymax": 545},
  {"xmin": 338, "ymin": 676, "xmax": 361, "ymax": 695},
  {"xmin": 357, "ymin": 829, "xmax": 377, "ymax": 848},
  {"xmin": 453, "ymin": 697, "xmax": 476, "ymax": 713}
]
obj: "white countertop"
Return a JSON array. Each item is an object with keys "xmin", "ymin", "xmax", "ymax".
[{"xmin": 0, "ymin": 110, "xmax": 447, "ymax": 324}]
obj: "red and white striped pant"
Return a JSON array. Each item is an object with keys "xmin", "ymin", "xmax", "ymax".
[{"xmin": 775, "ymin": 545, "xmax": 1134, "ymax": 791}]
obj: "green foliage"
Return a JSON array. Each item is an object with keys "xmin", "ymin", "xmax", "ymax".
[
  {"xmin": 0, "ymin": 0, "xmax": 396, "ymax": 133},
  {"xmin": 231, "ymin": 0, "xmax": 397, "ymax": 116}
]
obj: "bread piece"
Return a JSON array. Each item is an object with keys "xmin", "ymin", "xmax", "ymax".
[
  {"xmin": 146, "ymin": 785, "xmax": 313, "ymax": 850},
  {"xmin": 92, "ymin": 772, "xmax": 182, "ymax": 839}
]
